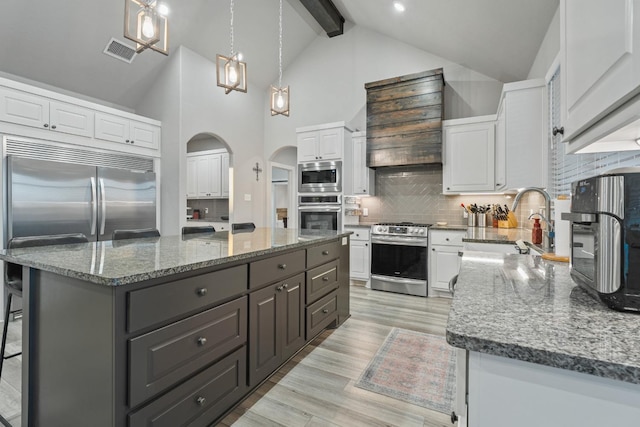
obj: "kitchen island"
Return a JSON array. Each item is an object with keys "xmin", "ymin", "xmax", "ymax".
[
  {"xmin": 447, "ymin": 252, "xmax": 640, "ymax": 427},
  {"xmin": 0, "ymin": 228, "xmax": 351, "ymax": 426}
]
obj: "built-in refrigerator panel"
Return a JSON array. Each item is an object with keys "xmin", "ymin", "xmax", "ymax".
[
  {"xmin": 7, "ymin": 156, "xmax": 96, "ymax": 240},
  {"xmin": 97, "ymin": 167, "xmax": 156, "ymax": 240}
]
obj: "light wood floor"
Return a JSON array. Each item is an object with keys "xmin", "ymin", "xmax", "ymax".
[
  {"xmin": 0, "ymin": 285, "xmax": 453, "ymax": 427},
  {"xmin": 218, "ymin": 284, "xmax": 453, "ymax": 427}
]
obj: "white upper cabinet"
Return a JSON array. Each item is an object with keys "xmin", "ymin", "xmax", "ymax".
[
  {"xmin": 296, "ymin": 122, "xmax": 349, "ymax": 163},
  {"xmin": 95, "ymin": 112, "xmax": 160, "ymax": 150},
  {"xmin": 0, "ymin": 87, "xmax": 94, "ymax": 138},
  {"xmin": 0, "ymin": 77, "xmax": 160, "ymax": 156},
  {"xmin": 186, "ymin": 150, "xmax": 229, "ymax": 199},
  {"xmin": 344, "ymin": 131, "xmax": 375, "ymax": 196},
  {"xmin": 443, "ymin": 117, "xmax": 495, "ymax": 193},
  {"xmin": 498, "ymin": 80, "xmax": 547, "ymax": 190},
  {"xmin": 561, "ymin": 0, "xmax": 640, "ymax": 141}
]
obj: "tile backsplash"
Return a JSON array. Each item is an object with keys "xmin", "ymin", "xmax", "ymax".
[
  {"xmin": 358, "ymin": 165, "xmax": 546, "ymax": 229},
  {"xmin": 186, "ymin": 199, "xmax": 229, "ymax": 221}
]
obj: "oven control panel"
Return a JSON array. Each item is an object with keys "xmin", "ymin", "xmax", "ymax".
[{"xmin": 372, "ymin": 224, "xmax": 429, "ymax": 236}]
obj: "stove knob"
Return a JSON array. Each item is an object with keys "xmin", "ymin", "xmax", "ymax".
[
  {"xmin": 409, "ymin": 227, "xmax": 416, "ymax": 234},
  {"xmin": 382, "ymin": 226, "xmax": 388, "ymax": 232},
  {"xmin": 418, "ymin": 228, "xmax": 425, "ymax": 235}
]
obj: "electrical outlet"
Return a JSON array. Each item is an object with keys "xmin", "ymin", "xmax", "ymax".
[
  {"xmin": 362, "ymin": 207, "xmax": 369, "ymax": 216},
  {"xmin": 244, "ymin": 194, "xmax": 252, "ymax": 201}
]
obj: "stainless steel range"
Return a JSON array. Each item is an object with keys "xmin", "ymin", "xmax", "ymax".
[{"xmin": 370, "ymin": 222, "xmax": 430, "ymax": 297}]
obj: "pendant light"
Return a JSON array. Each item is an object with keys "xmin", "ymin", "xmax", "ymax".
[
  {"xmin": 124, "ymin": 0, "xmax": 169, "ymax": 55},
  {"xmin": 216, "ymin": 0, "xmax": 248, "ymax": 94},
  {"xmin": 270, "ymin": 0, "xmax": 290, "ymax": 116}
]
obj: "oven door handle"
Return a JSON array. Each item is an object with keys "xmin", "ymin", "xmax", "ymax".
[
  {"xmin": 371, "ymin": 275, "xmax": 427, "ymax": 286},
  {"xmin": 371, "ymin": 236, "xmax": 427, "ymax": 247},
  {"xmin": 298, "ymin": 207, "xmax": 342, "ymax": 212}
]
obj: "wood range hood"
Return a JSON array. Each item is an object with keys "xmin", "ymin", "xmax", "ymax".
[{"xmin": 365, "ymin": 68, "xmax": 445, "ymax": 168}]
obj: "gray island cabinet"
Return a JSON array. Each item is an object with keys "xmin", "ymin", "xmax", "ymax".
[{"xmin": 0, "ymin": 229, "xmax": 350, "ymax": 427}]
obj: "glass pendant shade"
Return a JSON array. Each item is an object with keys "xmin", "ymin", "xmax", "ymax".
[
  {"xmin": 124, "ymin": 0, "xmax": 169, "ymax": 55},
  {"xmin": 216, "ymin": 54, "xmax": 248, "ymax": 94},
  {"xmin": 270, "ymin": 85, "xmax": 290, "ymax": 116}
]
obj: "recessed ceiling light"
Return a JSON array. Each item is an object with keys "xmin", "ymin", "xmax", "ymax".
[{"xmin": 393, "ymin": 2, "xmax": 405, "ymax": 12}]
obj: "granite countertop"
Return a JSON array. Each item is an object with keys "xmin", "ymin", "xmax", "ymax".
[
  {"xmin": 0, "ymin": 228, "xmax": 349, "ymax": 287},
  {"xmin": 446, "ymin": 251, "xmax": 640, "ymax": 385}
]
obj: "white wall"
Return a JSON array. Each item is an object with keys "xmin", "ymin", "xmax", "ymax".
[
  {"xmin": 527, "ymin": 6, "xmax": 560, "ymax": 79},
  {"xmin": 263, "ymin": 24, "xmax": 504, "ymax": 159}
]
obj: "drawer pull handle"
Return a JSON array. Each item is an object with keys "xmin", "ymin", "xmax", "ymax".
[
  {"xmin": 322, "ymin": 276, "xmax": 329, "ymax": 282},
  {"xmin": 196, "ymin": 396, "xmax": 206, "ymax": 406},
  {"xmin": 278, "ymin": 263, "xmax": 287, "ymax": 270},
  {"xmin": 197, "ymin": 337, "xmax": 207, "ymax": 346},
  {"xmin": 322, "ymin": 250, "xmax": 330, "ymax": 255},
  {"xmin": 197, "ymin": 288, "xmax": 208, "ymax": 297},
  {"xmin": 446, "ymin": 238, "xmax": 450, "ymax": 241},
  {"xmin": 276, "ymin": 285, "xmax": 284, "ymax": 291},
  {"xmin": 322, "ymin": 309, "xmax": 329, "ymax": 314}
]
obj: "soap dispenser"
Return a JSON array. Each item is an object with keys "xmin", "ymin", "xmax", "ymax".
[{"xmin": 532, "ymin": 217, "xmax": 542, "ymax": 245}]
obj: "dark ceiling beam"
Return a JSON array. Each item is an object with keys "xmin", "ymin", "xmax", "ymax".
[{"xmin": 298, "ymin": 0, "xmax": 345, "ymax": 37}]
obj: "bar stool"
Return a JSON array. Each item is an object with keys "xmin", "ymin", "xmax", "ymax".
[
  {"xmin": 1, "ymin": 233, "xmax": 89, "ymax": 380},
  {"xmin": 231, "ymin": 222, "xmax": 256, "ymax": 234},
  {"xmin": 182, "ymin": 226, "xmax": 215, "ymax": 235},
  {"xmin": 112, "ymin": 228, "xmax": 160, "ymax": 240}
]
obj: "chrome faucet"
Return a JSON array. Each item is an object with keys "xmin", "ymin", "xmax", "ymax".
[{"xmin": 511, "ymin": 187, "xmax": 554, "ymax": 251}]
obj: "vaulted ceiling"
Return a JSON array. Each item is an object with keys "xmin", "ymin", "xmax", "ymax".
[{"xmin": 0, "ymin": 0, "xmax": 558, "ymax": 111}]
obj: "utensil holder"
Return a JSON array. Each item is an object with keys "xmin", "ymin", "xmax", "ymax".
[
  {"xmin": 467, "ymin": 213, "xmax": 477, "ymax": 227},
  {"xmin": 477, "ymin": 213, "xmax": 487, "ymax": 227}
]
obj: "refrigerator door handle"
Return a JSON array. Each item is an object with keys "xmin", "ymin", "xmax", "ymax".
[
  {"xmin": 99, "ymin": 178, "xmax": 107, "ymax": 235},
  {"xmin": 90, "ymin": 177, "xmax": 97, "ymax": 236}
]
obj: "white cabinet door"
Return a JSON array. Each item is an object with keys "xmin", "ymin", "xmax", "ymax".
[
  {"xmin": 494, "ymin": 102, "xmax": 507, "ymax": 191},
  {"xmin": 430, "ymin": 246, "xmax": 461, "ymax": 292},
  {"xmin": 50, "ymin": 101, "xmax": 94, "ymax": 138},
  {"xmin": 196, "ymin": 156, "xmax": 212, "ymax": 197},
  {"xmin": 186, "ymin": 157, "xmax": 198, "ymax": 198},
  {"xmin": 562, "ymin": 0, "xmax": 640, "ymax": 140},
  {"xmin": 0, "ymin": 86, "xmax": 49, "ymax": 128},
  {"xmin": 350, "ymin": 240, "xmax": 370, "ymax": 281},
  {"xmin": 443, "ymin": 121, "xmax": 495, "ymax": 193},
  {"xmin": 317, "ymin": 128, "xmax": 343, "ymax": 160},
  {"xmin": 350, "ymin": 136, "xmax": 374, "ymax": 195},
  {"xmin": 297, "ymin": 132, "xmax": 319, "ymax": 162},
  {"xmin": 95, "ymin": 112, "xmax": 129, "ymax": 143},
  {"xmin": 130, "ymin": 120, "xmax": 160, "ymax": 150},
  {"xmin": 207, "ymin": 154, "xmax": 222, "ymax": 198},
  {"xmin": 221, "ymin": 153, "xmax": 230, "ymax": 197},
  {"xmin": 504, "ymin": 85, "xmax": 546, "ymax": 189}
]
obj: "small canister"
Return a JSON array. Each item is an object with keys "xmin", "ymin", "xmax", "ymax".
[
  {"xmin": 477, "ymin": 213, "xmax": 487, "ymax": 227},
  {"xmin": 467, "ymin": 213, "xmax": 477, "ymax": 227}
]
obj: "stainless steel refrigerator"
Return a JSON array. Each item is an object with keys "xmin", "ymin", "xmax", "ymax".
[{"xmin": 7, "ymin": 156, "xmax": 156, "ymax": 242}]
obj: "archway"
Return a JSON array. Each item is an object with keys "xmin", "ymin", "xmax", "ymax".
[{"xmin": 268, "ymin": 146, "xmax": 297, "ymax": 229}]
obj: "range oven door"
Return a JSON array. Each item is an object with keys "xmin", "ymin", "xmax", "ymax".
[
  {"xmin": 370, "ymin": 235, "xmax": 428, "ymax": 296},
  {"xmin": 298, "ymin": 161, "xmax": 342, "ymax": 193},
  {"xmin": 298, "ymin": 206, "xmax": 342, "ymax": 232}
]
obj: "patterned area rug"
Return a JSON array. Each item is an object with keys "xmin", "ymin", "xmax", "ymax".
[{"xmin": 355, "ymin": 328, "xmax": 456, "ymax": 414}]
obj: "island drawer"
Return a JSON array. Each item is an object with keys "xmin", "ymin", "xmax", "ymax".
[
  {"xmin": 249, "ymin": 249, "xmax": 305, "ymax": 289},
  {"xmin": 306, "ymin": 259, "xmax": 339, "ymax": 304},
  {"xmin": 129, "ymin": 345, "xmax": 248, "ymax": 427},
  {"xmin": 307, "ymin": 240, "xmax": 340, "ymax": 269},
  {"xmin": 128, "ymin": 264, "xmax": 248, "ymax": 333},
  {"xmin": 129, "ymin": 296, "xmax": 247, "ymax": 407},
  {"xmin": 306, "ymin": 290, "xmax": 338, "ymax": 339}
]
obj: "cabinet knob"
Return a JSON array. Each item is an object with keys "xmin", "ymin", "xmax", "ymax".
[
  {"xmin": 51, "ymin": 125, "xmax": 57, "ymax": 129},
  {"xmin": 356, "ymin": 233, "xmax": 360, "ymax": 237},
  {"xmin": 131, "ymin": 140, "xmax": 135, "ymax": 144},
  {"xmin": 196, "ymin": 396, "xmax": 206, "ymax": 406},
  {"xmin": 197, "ymin": 337, "xmax": 207, "ymax": 346},
  {"xmin": 322, "ymin": 309, "xmax": 329, "ymax": 314},
  {"xmin": 276, "ymin": 285, "xmax": 284, "ymax": 292},
  {"xmin": 322, "ymin": 250, "xmax": 329, "ymax": 255},
  {"xmin": 322, "ymin": 276, "xmax": 329, "ymax": 282},
  {"xmin": 282, "ymin": 283, "xmax": 288, "ymax": 289},
  {"xmin": 552, "ymin": 126, "xmax": 565, "ymax": 136},
  {"xmin": 365, "ymin": 243, "xmax": 368, "ymax": 247},
  {"xmin": 445, "ymin": 238, "xmax": 450, "ymax": 241},
  {"xmin": 278, "ymin": 263, "xmax": 287, "ymax": 270},
  {"xmin": 197, "ymin": 288, "xmax": 208, "ymax": 297},
  {"xmin": 447, "ymin": 187, "xmax": 450, "ymax": 190},
  {"xmin": 432, "ymin": 248, "xmax": 435, "ymax": 251},
  {"xmin": 126, "ymin": 139, "xmax": 130, "ymax": 143},
  {"xmin": 496, "ymin": 183, "xmax": 502, "ymax": 186},
  {"xmin": 43, "ymin": 123, "xmax": 49, "ymax": 128}
]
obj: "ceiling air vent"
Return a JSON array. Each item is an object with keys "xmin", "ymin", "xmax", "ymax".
[{"xmin": 103, "ymin": 38, "xmax": 137, "ymax": 64}]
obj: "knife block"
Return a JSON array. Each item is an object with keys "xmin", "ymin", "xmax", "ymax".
[{"xmin": 498, "ymin": 212, "xmax": 518, "ymax": 229}]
